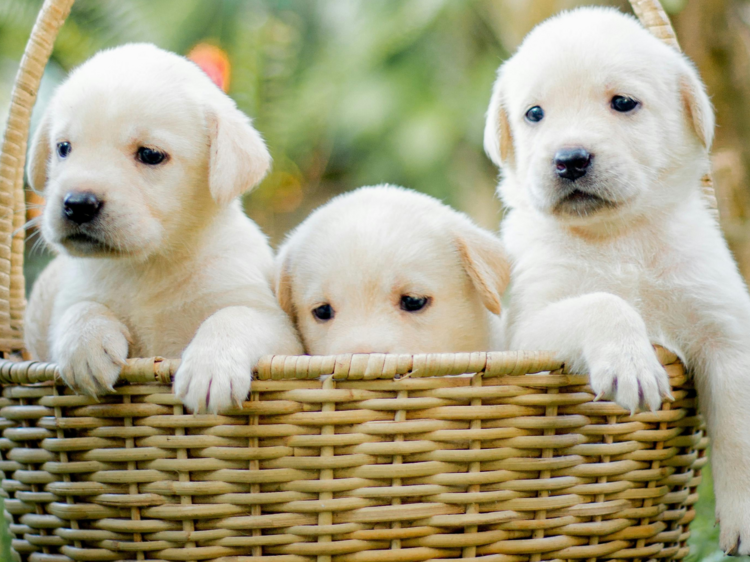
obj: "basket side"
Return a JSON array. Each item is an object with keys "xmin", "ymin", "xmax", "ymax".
[
  {"xmin": 0, "ymin": 350, "xmax": 706, "ymax": 561},
  {"xmin": 0, "ymin": 0, "xmax": 74, "ymax": 353}
]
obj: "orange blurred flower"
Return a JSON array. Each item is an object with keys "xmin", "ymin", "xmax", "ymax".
[{"xmin": 188, "ymin": 43, "xmax": 231, "ymax": 92}]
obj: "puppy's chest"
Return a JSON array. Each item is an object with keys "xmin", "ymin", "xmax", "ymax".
[
  {"xmin": 70, "ymin": 277, "xmax": 206, "ymax": 358},
  {"xmin": 528, "ymin": 244, "xmax": 676, "ymax": 320},
  {"xmin": 123, "ymin": 298, "xmax": 201, "ymax": 358},
  {"xmin": 581, "ymin": 257, "xmax": 656, "ymax": 305}
]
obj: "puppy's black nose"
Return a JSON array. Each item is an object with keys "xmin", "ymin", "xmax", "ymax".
[
  {"xmin": 554, "ymin": 148, "xmax": 592, "ymax": 181},
  {"xmin": 63, "ymin": 192, "xmax": 102, "ymax": 224}
]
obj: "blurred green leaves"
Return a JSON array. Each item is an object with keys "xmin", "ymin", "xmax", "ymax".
[{"xmin": 4, "ymin": 0, "xmax": 508, "ymax": 242}]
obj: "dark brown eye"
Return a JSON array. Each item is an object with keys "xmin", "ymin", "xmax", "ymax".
[
  {"xmin": 136, "ymin": 147, "xmax": 167, "ymax": 165},
  {"xmin": 57, "ymin": 142, "xmax": 71, "ymax": 158},
  {"xmin": 611, "ymin": 95, "xmax": 640, "ymax": 113},
  {"xmin": 312, "ymin": 304, "xmax": 334, "ymax": 322},
  {"xmin": 525, "ymin": 106, "xmax": 544, "ymax": 123},
  {"xmin": 400, "ymin": 295, "xmax": 430, "ymax": 312}
]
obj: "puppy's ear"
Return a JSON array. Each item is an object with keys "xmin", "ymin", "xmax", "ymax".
[
  {"xmin": 680, "ymin": 62, "xmax": 715, "ymax": 149},
  {"xmin": 454, "ymin": 226, "xmax": 510, "ymax": 315},
  {"xmin": 28, "ymin": 111, "xmax": 52, "ymax": 192},
  {"xmin": 274, "ymin": 247, "xmax": 296, "ymax": 322},
  {"xmin": 484, "ymin": 75, "xmax": 514, "ymax": 168},
  {"xmin": 206, "ymin": 101, "xmax": 272, "ymax": 205}
]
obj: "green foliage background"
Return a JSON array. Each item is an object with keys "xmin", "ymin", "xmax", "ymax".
[{"xmin": 0, "ymin": 1, "xmax": 744, "ymax": 560}]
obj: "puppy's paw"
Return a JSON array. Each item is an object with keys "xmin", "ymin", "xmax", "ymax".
[
  {"xmin": 54, "ymin": 315, "xmax": 130, "ymax": 396},
  {"xmin": 174, "ymin": 338, "xmax": 253, "ymax": 414},
  {"xmin": 587, "ymin": 339, "xmax": 672, "ymax": 413},
  {"xmin": 718, "ymin": 499, "xmax": 750, "ymax": 556}
]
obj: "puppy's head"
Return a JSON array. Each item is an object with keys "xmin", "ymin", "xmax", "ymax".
[
  {"xmin": 275, "ymin": 185, "xmax": 509, "ymax": 355},
  {"xmin": 484, "ymin": 8, "xmax": 714, "ymax": 226},
  {"xmin": 29, "ymin": 43, "xmax": 270, "ymax": 259}
]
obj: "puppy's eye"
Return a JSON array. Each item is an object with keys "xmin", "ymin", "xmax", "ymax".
[
  {"xmin": 312, "ymin": 304, "xmax": 334, "ymax": 322},
  {"xmin": 57, "ymin": 142, "xmax": 71, "ymax": 159},
  {"xmin": 525, "ymin": 106, "xmax": 544, "ymax": 123},
  {"xmin": 400, "ymin": 295, "xmax": 430, "ymax": 313},
  {"xmin": 136, "ymin": 147, "xmax": 168, "ymax": 165},
  {"xmin": 611, "ymin": 95, "xmax": 640, "ymax": 113}
]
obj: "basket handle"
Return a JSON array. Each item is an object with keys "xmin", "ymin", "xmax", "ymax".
[
  {"xmin": 0, "ymin": 0, "xmax": 74, "ymax": 353},
  {"xmin": 0, "ymin": 0, "xmax": 714, "ymax": 355},
  {"xmin": 630, "ymin": 0, "xmax": 681, "ymax": 50}
]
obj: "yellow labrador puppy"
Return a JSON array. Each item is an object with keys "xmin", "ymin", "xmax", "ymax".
[
  {"xmin": 485, "ymin": 8, "xmax": 750, "ymax": 553},
  {"xmin": 275, "ymin": 185, "xmax": 509, "ymax": 355},
  {"xmin": 26, "ymin": 43, "xmax": 302, "ymax": 414}
]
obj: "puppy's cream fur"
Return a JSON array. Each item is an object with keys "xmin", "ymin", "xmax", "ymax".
[
  {"xmin": 485, "ymin": 8, "xmax": 750, "ymax": 553},
  {"xmin": 276, "ymin": 185, "xmax": 509, "ymax": 355},
  {"xmin": 26, "ymin": 43, "xmax": 302, "ymax": 413}
]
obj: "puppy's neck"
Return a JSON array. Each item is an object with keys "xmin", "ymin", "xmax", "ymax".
[
  {"xmin": 565, "ymin": 213, "xmax": 656, "ymax": 242},
  {"xmin": 533, "ymin": 194, "xmax": 703, "ymax": 245}
]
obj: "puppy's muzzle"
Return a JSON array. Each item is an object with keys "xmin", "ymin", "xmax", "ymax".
[
  {"xmin": 63, "ymin": 192, "xmax": 103, "ymax": 225},
  {"xmin": 555, "ymin": 148, "xmax": 592, "ymax": 181}
]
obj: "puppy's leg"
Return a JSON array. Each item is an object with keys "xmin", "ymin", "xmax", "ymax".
[
  {"xmin": 696, "ymin": 350, "xmax": 750, "ymax": 555},
  {"xmin": 175, "ymin": 306, "xmax": 303, "ymax": 414},
  {"xmin": 512, "ymin": 292, "xmax": 672, "ymax": 412},
  {"xmin": 52, "ymin": 302, "xmax": 131, "ymax": 395},
  {"xmin": 25, "ymin": 257, "xmax": 64, "ymax": 361}
]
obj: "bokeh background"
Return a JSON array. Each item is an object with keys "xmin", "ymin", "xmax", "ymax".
[{"xmin": 0, "ymin": 0, "xmax": 748, "ymax": 560}]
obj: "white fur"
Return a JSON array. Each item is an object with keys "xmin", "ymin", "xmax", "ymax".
[
  {"xmin": 25, "ymin": 43, "xmax": 302, "ymax": 413},
  {"xmin": 275, "ymin": 185, "xmax": 509, "ymax": 355},
  {"xmin": 485, "ymin": 8, "xmax": 750, "ymax": 553}
]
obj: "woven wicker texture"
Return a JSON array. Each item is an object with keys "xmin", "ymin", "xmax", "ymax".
[
  {"xmin": 0, "ymin": 350, "xmax": 707, "ymax": 562},
  {"xmin": 0, "ymin": 0, "xmax": 711, "ymax": 561}
]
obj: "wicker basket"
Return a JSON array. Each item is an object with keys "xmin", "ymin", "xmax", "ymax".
[{"xmin": 0, "ymin": 1, "xmax": 712, "ymax": 561}]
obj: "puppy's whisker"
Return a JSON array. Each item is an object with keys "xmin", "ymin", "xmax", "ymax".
[
  {"xmin": 16, "ymin": 216, "xmax": 42, "ymax": 237},
  {"xmin": 26, "ymin": 229, "xmax": 47, "ymax": 255}
]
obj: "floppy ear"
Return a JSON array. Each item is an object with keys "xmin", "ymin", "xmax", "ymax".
[
  {"xmin": 27, "ymin": 111, "xmax": 52, "ymax": 193},
  {"xmin": 454, "ymin": 226, "xmax": 511, "ymax": 315},
  {"xmin": 274, "ymin": 246, "xmax": 296, "ymax": 322},
  {"xmin": 484, "ymin": 73, "xmax": 514, "ymax": 168},
  {"xmin": 680, "ymin": 62, "xmax": 715, "ymax": 149},
  {"xmin": 206, "ymin": 101, "xmax": 272, "ymax": 205}
]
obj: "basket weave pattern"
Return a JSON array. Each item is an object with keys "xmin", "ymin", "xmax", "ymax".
[
  {"xmin": 0, "ymin": 351, "xmax": 707, "ymax": 561},
  {"xmin": 0, "ymin": 0, "xmax": 711, "ymax": 560}
]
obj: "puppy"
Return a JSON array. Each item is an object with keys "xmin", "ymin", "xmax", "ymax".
[
  {"xmin": 275, "ymin": 185, "xmax": 509, "ymax": 355},
  {"xmin": 25, "ymin": 43, "xmax": 302, "ymax": 413},
  {"xmin": 485, "ymin": 7, "xmax": 750, "ymax": 553}
]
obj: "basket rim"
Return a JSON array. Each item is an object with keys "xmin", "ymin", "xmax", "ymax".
[{"xmin": 0, "ymin": 346, "xmax": 681, "ymax": 385}]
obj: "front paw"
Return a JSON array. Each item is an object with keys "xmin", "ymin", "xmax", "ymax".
[
  {"xmin": 174, "ymin": 340, "xmax": 253, "ymax": 414},
  {"xmin": 718, "ymin": 498, "xmax": 750, "ymax": 555},
  {"xmin": 54, "ymin": 321, "xmax": 130, "ymax": 396},
  {"xmin": 587, "ymin": 340, "xmax": 672, "ymax": 413}
]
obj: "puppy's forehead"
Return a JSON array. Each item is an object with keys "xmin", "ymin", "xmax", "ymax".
[
  {"xmin": 289, "ymin": 192, "xmax": 465, "ymax": 299},
  {"xmin": 50, "ymin": 44, "xmax": 209, "ymax": 137},
  {"xmin": 295, "ymin": 233, "xmax": 453, "ymax": 311},
  {"xmin": 504, "ymin": 8, "xmax": 680, "ymax": 106},
  {"xmin": 302, "ymin": 215, "xmax": 452, "ymax": 275}
]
